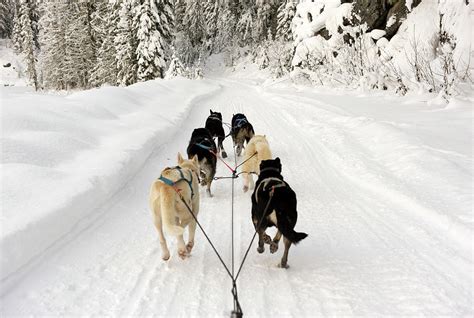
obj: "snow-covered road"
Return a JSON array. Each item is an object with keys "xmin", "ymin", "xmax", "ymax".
[{"xmin": 1, "ymin": 79, "xmax": 472, "ymax": 316}]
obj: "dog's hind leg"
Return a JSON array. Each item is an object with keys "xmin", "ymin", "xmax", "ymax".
[
  {"xmin": 206, "ymin": 180, "xmax": 213, "ymax": 197},
  {"xmin": 248, "ymin": 173, "xmax": 255, "ymax": 191},
  {"xmin": 270, "ymin": 231, "xmax": 282, "ymax": 254},
  {"xmin": 236, "ymin": 143, "xmax": 243, "ymax": 157},
  {"xmin": 243, "ymin": 173, "xmax": 250, "ymax": 192},
  {"xmin": 218, "ymin": 136, "xmax": 227, "ymax": 158},
  {"xmin": 152, "ymin": 201, "xmax": 170, "ymax": 261},
  {"xmin": 186, "ymin": 219, "xmax": 196, "ymax": 253},
  {"xmin": 205, "ymin": 163, "xmax": 215, "ymax": 197},
  {"xmin": 279, "ymin": 237, "xmax": 292, "ymax": 269},
  {"xmin": 257, "ymin": 229, "xmax": 267, "ymax": 254},
  {"xmin": 177, "ymin": 234, "xmax": 187, "ymax": 259}
]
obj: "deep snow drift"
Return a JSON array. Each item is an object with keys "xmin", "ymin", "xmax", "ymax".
[{"xmin": 1, "ymin": 77, "xmax": 473, "ymax": 316}]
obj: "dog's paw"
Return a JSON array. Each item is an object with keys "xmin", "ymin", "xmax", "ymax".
[
  {"xmin": 278, "ymin": 262, "xmax": 289, "ymax": 269},
  {"xmin": 270, "ymin": 242, "xmax": 279, "ymax": 254},
  {"xmin": 178, "ymin": 249, "xmax": 188, "ymax": 260},
  {"xmin": 161, "ymin": 252, "xmax": 170, "ymax": 261},
  {"xmin": 206, "ymin": 189, "xmax": 213, "ymax": 198},
  {"xmin": 186, "ymin": 242, "xmax": 194, "ymax": 253},
  {"xmin": 263, "ymin": 234, "xmax": 272, "ymax": 244},
  {"xmin": 243, "ymin": 185, "xmax": 249, "ymax": 193},
  {"xmin": 257, "ymin": 246, "xmax": 265, "ymax": 254}
]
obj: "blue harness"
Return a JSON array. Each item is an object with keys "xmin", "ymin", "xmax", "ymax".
[
  {"xmin": 233, "ymin": 117, "xmax": 248, "ymax": 129},
  {"xmin": 158, "ymin": 166, "xmax": 195, "ymax": 198},
  {"xmin": 194, "ymin": 138, "xmax": 215, "ymax": 151}
]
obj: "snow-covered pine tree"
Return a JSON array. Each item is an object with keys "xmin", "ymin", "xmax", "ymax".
[
  {"xmin": 0, "ymin": 0, "xmax": 15, "ymax": 39},
  {"xmin": 64, "ymin": 1, "xmax": 95, "ymax": 89},
  {"xmin": 214, "ymin": 3, "xmax": 236, "ymax": 53},
  {"xmin": 254, "ymin": 0, "xmax": 273, "ymax": 43},
  {"xmin": 174, "ymin": 0, "xmax": 186, "ymax": 33},
  {"xmin": 134, "ymin": 0, "xmax": 167, "ymax": 81},
  {"xmin": 156, "ymin": 0, "xmax": 174, "ymax": 63},
  {"xmin": 203, "ymin": 0, "xmax": 219, "ymax": 52},
  {"xmin": 39, "ymin": 0, "xmax": 68, "ymax": 89},
  {"xmin": 12, "ymin": 4, "xmax": 22, "ymax": 52},
  {"xmin": 276, "ymin": 0, "xmax": 296, "ymax": 42},
  {"xmin": 165, "ymin": 48, "xmax": 185, "ymax": 79},
  {"xmin": 17, "ymin": 0, "xmax": 38, "ymax": 89},
  {"xmin": 28, "ymin": 0, "xmax": 39, "ymax": 49},
  {"xmin": 236, "ymin": 7, "xmax": 254, "ymax": 46},
  {"xmin": 115, "ymin": 0, "xmax": 139, "ymax": 86},
  {"xmin": 182, "ymin": 0, "xmax": 205, "ymax": 47},
  {"xmin": 90, "ymin": 0, "xmax": 119, "ymax": 86}
]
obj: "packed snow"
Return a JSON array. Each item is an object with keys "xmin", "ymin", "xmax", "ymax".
[{"xmin": 1, "ymin": 75, "xmax": 472, "ymax": 316}]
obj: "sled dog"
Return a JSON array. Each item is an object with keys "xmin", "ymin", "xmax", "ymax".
[
  {"xmin": 187, "ymin": 127, "xmax": 217, "ymax": 196},
  {"xmin": 149, "ymin": 153, "xmax": 200, "ymax": 260},
  {"xmin": 242, "ymin": 135, "xmax": 272, "ymax": 193},
  {"xmin": 205, "ymin": 110, "xmax": 227, "ymax": 158},
  {"xmin": 231, "ymin": 113, "xmax": 254, "ymax": 156},
  {"xmin": 251, "ymin": 158, "xmax": 308, "ymax": 268}
]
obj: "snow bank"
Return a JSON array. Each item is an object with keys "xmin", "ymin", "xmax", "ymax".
[{"xmin": 0, "ymin": 79, "xmax": 220, "ymax": 281}]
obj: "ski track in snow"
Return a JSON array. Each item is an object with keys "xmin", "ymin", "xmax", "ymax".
[{"xmin": 1, "ymin": 79, "xmax": 472, "ymax": 316}]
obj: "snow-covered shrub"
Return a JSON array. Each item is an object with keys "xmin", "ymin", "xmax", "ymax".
[
  {"xmin": 290, "ymin": 0, "xmax": 472, "ymax": 95},
  {"xmin": 165, "ymin": 51, "xmax": 185, "ymax": 79},
  {"xmin": 266, "ymin": 40, "xmax": 293, "ymax": 78}
]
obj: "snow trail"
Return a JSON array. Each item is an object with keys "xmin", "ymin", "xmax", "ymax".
[{"xmin": 1, "ymin": 79, "xmax": 472, "ymax": 316}]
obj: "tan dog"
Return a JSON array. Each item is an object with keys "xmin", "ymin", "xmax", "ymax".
[
  {"xmin": 242, "ymin": 135, "xmax": 272, "ymax": 192},
  {"xmin": 149, "ymin": 153, "xmax": 200, "ymax": 260}
]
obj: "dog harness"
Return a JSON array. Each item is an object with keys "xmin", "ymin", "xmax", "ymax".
[
  {"xmin": 255, "ymin": 169, "xmax": 287, "ymax": 204},
  {"xmin": 194, "ymin": 137, "xmax": 215, "ymax": 151},
  {"xmin": 233, "ymin": 117, "xmax": 248, "ymax": 129},
  {"xmin": 158, "ymin": 166, "xmax": 195, "ymax": 198},
  {"xmin": 208, "ymin": 114, "xmax": 222, "ymax": 122}
]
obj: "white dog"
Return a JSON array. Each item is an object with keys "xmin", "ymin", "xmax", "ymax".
[
  {"xmin": 241, "ymin": 135, "xmax": 272, "ymax": 192},
  {"xmin": 149, "ymin": 153, "xmax": 200, "ymax": 260}
]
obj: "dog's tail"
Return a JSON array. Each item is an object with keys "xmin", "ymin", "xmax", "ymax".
[
  {"xmin": 161, "ymin": 191, "xmax": 184, "ymax": 236},
  {"xmin": 281, "ymin": 228, "xmax": 308, "ymax": 244}
]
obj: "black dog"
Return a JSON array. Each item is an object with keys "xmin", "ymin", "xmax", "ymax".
[
  {"xmin": 251, "ymin": 158, "xmax": 307, "ymax": 268},
  {"xmin": 205, "ymin": 110, "xmax": 227, "ymax": 158},
  {"xmin": 231, "ymin": 113, "xmax": 255, "ymax": 156},
  {"xmin": 187, "ymin": 128, "xmax": 217, "ymax": 197}
]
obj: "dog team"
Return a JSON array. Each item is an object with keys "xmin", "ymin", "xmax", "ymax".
[{"xmin": 149, "ymin": 110, "xmax": 307, "ymax": 269}]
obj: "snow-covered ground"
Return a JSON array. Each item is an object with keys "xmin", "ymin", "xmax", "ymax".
[{"xmin": 1, "ymin": 77, "xmax": 473, "ymax": 316}]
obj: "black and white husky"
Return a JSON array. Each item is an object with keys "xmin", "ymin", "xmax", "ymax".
[
  {"xmin": 231, "ymin": 113, "xmax": 254, "ymax": 156},
  {"xmin": 187, "ymin": 128, "xmax": 217, "ymax": 197},
  {"xmin": 251, "ymin": 158, "xmax": 308, "ymax": 268},
  {"xmin": 205, "ymin": 110, "xmax": 227, "ymax": 158}
]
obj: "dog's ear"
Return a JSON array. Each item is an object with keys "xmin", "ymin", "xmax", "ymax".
[
  {"xmin": 275, "ymin": 157, "xmax": 282, "ymax": 173},
  {"xmin": 177, "ymin": 152, "xmax": 184, "ymax": 165},
  {"xmin": 210, "ymin": 109, "xmax": 213, "ymax": 115},
  {"xmin": 192, "ymin": 154, "xmax": 199, "ymax": 166}
]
